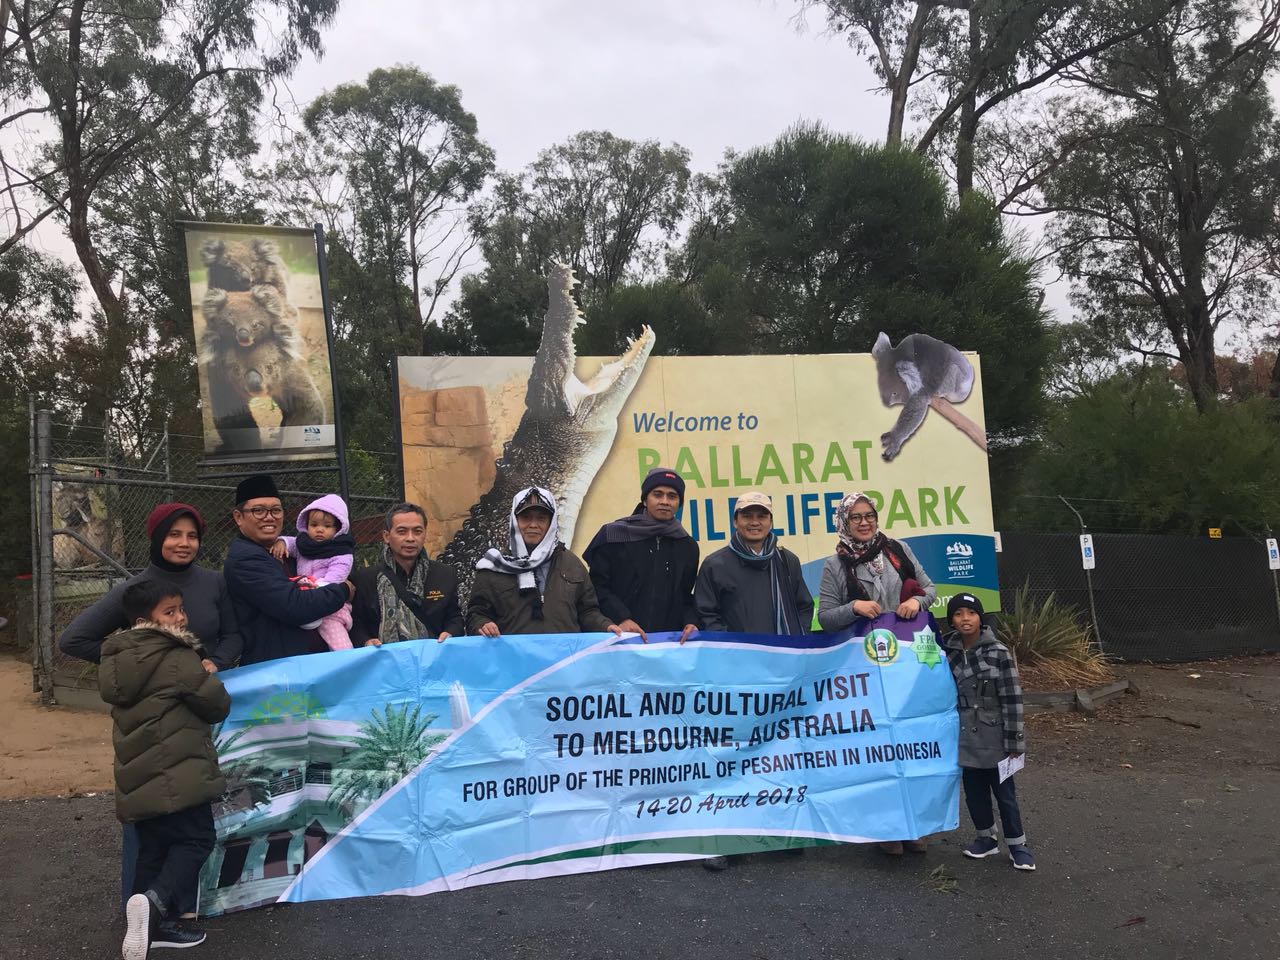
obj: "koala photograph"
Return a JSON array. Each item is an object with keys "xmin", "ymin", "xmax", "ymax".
[
  {"xmin": 200, "ymin": 237, "xmax": 291, "ymax": 297},
  {"xmin": 201, "ymin": 286, "xmax": 301, "ymax": 353},
  {"xmin": 205, "ymin": 337, "xmax": 327, "ymax": 447},
  {"xmin": 872, "ymin": 331, "xmax": 976, "ymax": 461},
  {"xmin": 184, "ymin": 226, "xmax": 334, "ymax": 456}
]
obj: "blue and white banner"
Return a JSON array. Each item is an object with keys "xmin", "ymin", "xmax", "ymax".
[{"xmin": 201, "ymin": 613, "xmax": 959, "ymax": 915}]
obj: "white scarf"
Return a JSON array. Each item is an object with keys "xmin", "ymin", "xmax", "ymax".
[{"xmin": 475, "ymin": 486, "xmax": 561, "ymax": 594}]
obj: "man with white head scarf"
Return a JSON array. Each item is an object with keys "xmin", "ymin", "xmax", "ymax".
[{"xmin": 467, "ymin": 486, "xmax": 622, "ymax": 637}]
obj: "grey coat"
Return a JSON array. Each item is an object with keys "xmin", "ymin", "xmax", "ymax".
[
  {"xmin": 942, "ymin": 626, "xmax": 1026, "ymax": 768},
  {"xmin": 815, "ymin": 540, "xmax": 936, "ymax": 631}
]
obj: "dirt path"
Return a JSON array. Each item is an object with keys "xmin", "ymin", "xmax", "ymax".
[{"xmin": 0, "ymin": 653, "xmax": 112, "ymax": 800}]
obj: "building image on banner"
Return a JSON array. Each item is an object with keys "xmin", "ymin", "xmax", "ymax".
[
  {"xmin": 397, "ymin": 266, "xmax": 999, "ymax": 614},
  {"xmin": 181, "ymin": 223, "xmax": 336, "ymax": 463}
]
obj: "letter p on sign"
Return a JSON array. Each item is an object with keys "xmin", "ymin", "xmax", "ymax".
[
  {"xmin": 1079, "ymin": 534, "xmax": 1096, "ymax": 570},
  {"xmin": 1267, "ymin": 538, "xmax": 1280, "ymax": 571}
]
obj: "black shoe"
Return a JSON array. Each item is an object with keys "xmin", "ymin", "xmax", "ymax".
[
  {"xmin": 122, "ymin": 891, "xmax": 162, "ymax": 960},
  {"xmin": 152, "ymin": 921, "xmax": 207, "ymax": 949},
  {"xmin": 702, "ymin": 855, "xmax": 730, "ymax": 871}
]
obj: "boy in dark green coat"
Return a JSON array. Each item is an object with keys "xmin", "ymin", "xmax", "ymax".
[{"xmin": 100, "ymin": 580, "xmax": 231, "ymax": 958}]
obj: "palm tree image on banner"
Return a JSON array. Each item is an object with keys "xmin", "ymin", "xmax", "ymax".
[{"xmin": 201, "ymin": 691, "xmax": 460, "ymax": 915}]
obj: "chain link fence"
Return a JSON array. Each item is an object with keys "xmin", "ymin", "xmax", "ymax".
[
  {"xmin": 997, "ymin": 530, "xmax": 1280, "ymax": 662},
  {"xmin": 29, "ymin": 409, "xmax": 400, "ymax": 703},
  {"xmin": 28, "ymin": 415, "xmax": 1280, "ymax": 702}
]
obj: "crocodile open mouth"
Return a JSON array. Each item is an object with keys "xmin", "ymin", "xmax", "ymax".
[{"xmin": 528, "ymin": 262, "xmax": 656, "ymax": 423}]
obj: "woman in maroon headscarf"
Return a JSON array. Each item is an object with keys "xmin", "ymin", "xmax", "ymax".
[{"xmin": 59, "ymin": 502, "xmax": 241, "ymax": 668}]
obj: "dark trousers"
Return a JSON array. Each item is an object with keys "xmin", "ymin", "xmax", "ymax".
[
  {"xmin": 131, "ymin": 804, "xmax": 215, "ymax": 916},
  {"xmin": 961, "ymin": 766, "xmax": 1026, "ymax": 845},
  {"xmin": 121, "ymin": 823, "xmax": 200, "ymax": 916}
]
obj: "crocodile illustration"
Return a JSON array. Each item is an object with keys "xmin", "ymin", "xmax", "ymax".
[{"xmin": 441, "ymin": 262, "xmax": 655, "ymax": 600}]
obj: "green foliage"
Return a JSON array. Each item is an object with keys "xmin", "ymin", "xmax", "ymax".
[
  {"xmin": 0, "ymin": 248, "xmax": 84, "ymax": 580},
  {"xmin": 1008, "ymin": 371, "xmax": 1280, "ymax": 533},
  {"xmin": 2, "ymin": 0, "xmax": 340, "ymax": 428},
  {"xmin": 329, "ymin": 704, "xmax": 447, "ymax": 811},
  {"xmin": 1044, "ymin": 0, "xmax": 1280, "ymax": 409},
  {"xmin": 444, "ymin": 131, "xmax": 692, "ymax": 356},
  {"xmin": 699, "ymin": 123, "xmax": 1051, "ymax": 442},
  {"xmin": 994, "ymin": 581, "xmax": 1099, "ymax": 665},
  {"xmin": 304, "ymin": 65, "xmax": 495, "ymax": 343}
]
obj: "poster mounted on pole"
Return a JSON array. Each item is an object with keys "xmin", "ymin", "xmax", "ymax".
[{"xmin": 180, "ymin": 222, "xmax": 337, "ymax": 463}]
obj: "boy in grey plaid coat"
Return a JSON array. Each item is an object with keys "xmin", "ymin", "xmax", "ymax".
[{"xmin": 942, "ymin": 592, "xmax": 1036, "ymax": 871}]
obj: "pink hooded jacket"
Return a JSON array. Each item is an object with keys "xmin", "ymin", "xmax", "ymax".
[{"xmin": 280, "ymin": 493, "xmax": 354, "ymax": 584}]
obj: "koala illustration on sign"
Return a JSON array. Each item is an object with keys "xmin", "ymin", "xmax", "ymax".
[{"xmin": 872, "ymin": 332, "xmax": 986, "ymax": 461}]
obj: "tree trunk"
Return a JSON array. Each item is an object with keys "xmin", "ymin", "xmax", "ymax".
[
  {"xmin": 886, "ymin": 4, "xmax": 937, "ymax": 147},
  {"xmin": 1181, "ymin": 302, "xmax": 1218, "ymax": 412},
  {"xmin": 955, "ymin": 6, "xmax": 981, "ymax": 195},
  {"xmin": 67, "ymin": 186, "xmax": 128, "ymax": 415}
]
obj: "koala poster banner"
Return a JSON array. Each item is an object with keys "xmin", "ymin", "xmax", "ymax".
[
  {"xmin": 396, "ymin": 265, "xmax": 1000, "ymax": 614},
  {"xmin": 181, "ymin": 222, "xmax": 336, "ymax": 462},
  {"xmin": 200, "ymin": 617, "xmax": 958, "ymax": 914}
]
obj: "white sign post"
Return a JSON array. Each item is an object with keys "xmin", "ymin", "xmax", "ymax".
[
  {"xmin": 1267, "ymin": 538, "xmax": 1280, "ymax": 571},
  {"xmin": 1079, "ymin": 533, "xmax": 1096, "ymax": 570}
]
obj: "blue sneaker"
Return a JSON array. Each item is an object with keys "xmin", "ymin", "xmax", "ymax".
[
  {"xmin": 963, "ymin": 836, "xmax": 1001, "ymax": 859},
  {"xmin": 1009, "ymin": 844, "xmax": 1036, "ymax": 871}
]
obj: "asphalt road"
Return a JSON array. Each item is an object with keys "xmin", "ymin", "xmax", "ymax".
[{"xmin": 3, "ymin": 660, "xmax": 1276, "ymax": 960}]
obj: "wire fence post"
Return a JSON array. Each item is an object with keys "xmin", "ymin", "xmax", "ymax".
[
  {"xmin": 1265, "ymin": 523, "xmax": 1280, "ymax": 638},
  {"xmin": 1058, "ymin": 495, "xmax": 1104, "ymax": 657},
  {"xmin": 33, "ymin": 408, "xmax": 56, "ymax": 704}
]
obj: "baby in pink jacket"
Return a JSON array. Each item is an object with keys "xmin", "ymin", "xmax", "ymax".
[{"xmin": 271, "ymin": 493, "xmax": 355, "ymax": 650}]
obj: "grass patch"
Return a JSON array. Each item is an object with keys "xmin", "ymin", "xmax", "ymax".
[{"xmin": 922, "ymin": 864, "xmax": 959, "ymax": 895}]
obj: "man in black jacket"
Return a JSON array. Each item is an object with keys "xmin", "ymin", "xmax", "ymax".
[
  {"xmin": 223, "ymin": 474, "xmax": 351, "ymax": 664},
  {"xmin": 350, "ymin": 503, "xmax": 464, "ymax": 645},
  {"xmin": 584, "ymin": 467, "xmax": 699, "ymax": 642}
]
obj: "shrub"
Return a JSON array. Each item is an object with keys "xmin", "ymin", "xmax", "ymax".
[{"xmin": 994, "ymin": 581, "xmax": 1110, "ymax": 686}]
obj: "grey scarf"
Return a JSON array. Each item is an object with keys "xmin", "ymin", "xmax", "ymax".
[{"xmin": 376, "ymin": 545, "xmax": 431, "ymax": 644}]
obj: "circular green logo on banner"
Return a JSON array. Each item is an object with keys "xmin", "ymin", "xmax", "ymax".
[{"xmin": 864, "ymin": 628, "xmax": 900, "ymax": 665}]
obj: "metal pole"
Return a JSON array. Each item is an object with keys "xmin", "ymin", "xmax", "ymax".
[
  {"xmin": 1265, "ymin": 523, "xmax": 1280, "ymax": 640},
  {"xmin": 314, "ymin": 223, "xmax": 350, "ymax": 504},
  {"xmin": 27, "ymin": 398, "xmax": 40, "ymax": 693},
  {"xmin": 35, "ymin": 409, "xmax": 56, "ymax": 704},
  {"xmin": 163, "ymin": 425, "xmax": 174, "ymax": 503},
  {"xmin": 1058, "ymin": 495, "xmax": 1104, "ymax": 656},
  {"xmin": 391, "ymin": 354, "xmax": 406, "ymax": 503}
]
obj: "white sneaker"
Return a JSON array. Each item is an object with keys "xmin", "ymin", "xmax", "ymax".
[{"xmin": 122, "ymin": 893, "xmax": 155, "ymax": 960}]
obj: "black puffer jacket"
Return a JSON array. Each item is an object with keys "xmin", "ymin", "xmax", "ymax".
[{"xmin": 99, "ymin": 622, "xmax": 231, "ymax": 822}]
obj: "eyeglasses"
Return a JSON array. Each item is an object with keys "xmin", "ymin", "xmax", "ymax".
[
  {"xmin": 847, "ymin": 512, "xmax": 878, "ymax": 524},
  {"xmin": 240, "ymin": 505, "xmax": 284, "ymax": 520}
]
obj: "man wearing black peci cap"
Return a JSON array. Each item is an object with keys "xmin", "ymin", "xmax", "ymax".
[
  {"xmin": 584, "ymin": 467, "xmax": 700, "ymax": 642},
  {"xmin": 223, "ymin": 474, "xmax": 352, "ymax": 664}
]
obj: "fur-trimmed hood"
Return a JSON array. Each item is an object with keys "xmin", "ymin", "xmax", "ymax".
[{"xmin": 99, "ymin": 621, "xmax": 209, "ymax": 709}]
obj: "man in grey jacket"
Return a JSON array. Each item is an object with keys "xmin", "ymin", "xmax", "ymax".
[{"xmin": 694, "ymin": 492, "xmax": 812, "ymax": 636}]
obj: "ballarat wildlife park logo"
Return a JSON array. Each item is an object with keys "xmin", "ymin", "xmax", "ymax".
[
  {"xmin": 946, "ymin": 540, "xmax": 975, "ymax": 580},
  {"xmin": 864, "ymin": 629, "xmax": 900, "ymax": 665}
]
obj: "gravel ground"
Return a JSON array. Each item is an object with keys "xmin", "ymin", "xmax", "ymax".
[{"xmin": 2, "ymin": 658, "xmax": 1276, "ymax": 960}]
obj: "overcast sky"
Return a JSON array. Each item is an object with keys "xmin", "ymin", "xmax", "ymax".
[
  {"xmin": 23, "ymin": 1, "xmax": 1082, "ymax": 322},
  {"xmin": 287, "ymin": 1, "xmax": 887, "ymax": 175},
  {"xmin": 275, "ymin": 0, "xmax": 1072, "ymax": 319}
]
